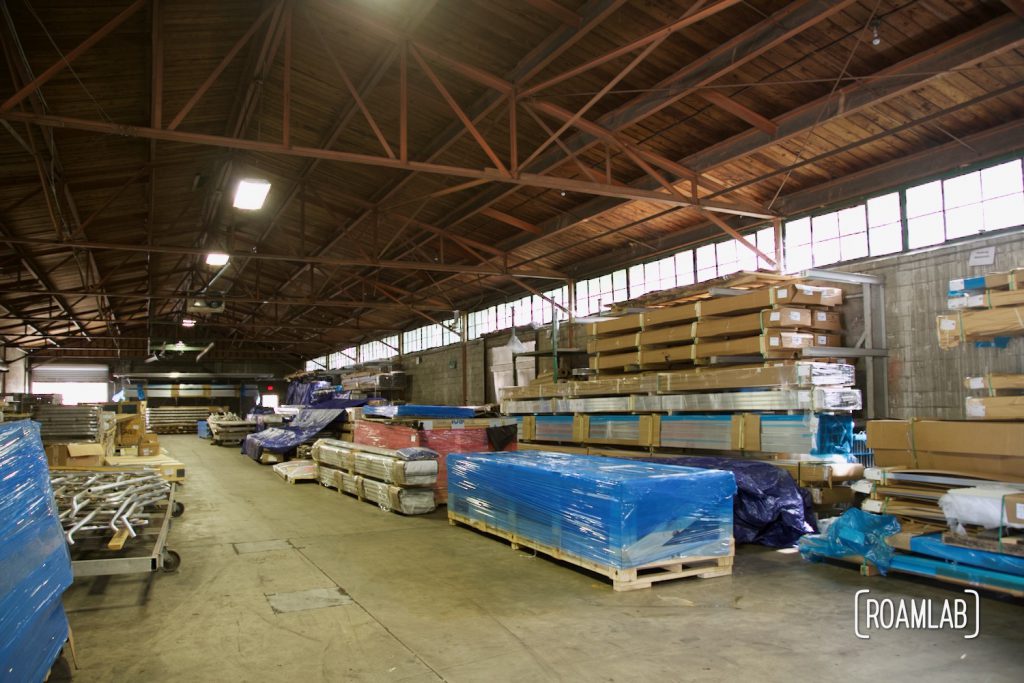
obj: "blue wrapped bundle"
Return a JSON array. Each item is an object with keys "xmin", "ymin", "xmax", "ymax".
[
  {"xmin": 448, "ymin": 451, "xmax": 735, "ymax": 570},
  {"xmin": 0, "ymin": 421, "xmax": 73, "ymax": 682},
  {"xmin": 363, "ymin": 404, "xmax": 477, "ymax": 419}
]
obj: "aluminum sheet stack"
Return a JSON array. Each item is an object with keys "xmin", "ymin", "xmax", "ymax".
[
  {"xmin": 312, "ymin": 438, "xmax": 438, "ymax": 515},
  {"xmin": 206, "ymin": 412, "xmax": 256, "ymax": 445},
  {"xmin": 146, "ymin": 406, "xmax": 221, "ymax": 434},
  {"xmin": 33, "ymin": 405, "xmax": 103, "ymax": 443}
]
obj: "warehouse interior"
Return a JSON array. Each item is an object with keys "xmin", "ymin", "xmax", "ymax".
[{"xmin": 1, "ymin": 1, "xmax": 1023, "ymax": 681}]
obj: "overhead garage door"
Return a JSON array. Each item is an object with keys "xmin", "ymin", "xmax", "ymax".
[{"xmin": 31, "ymin": 364, "xmax": 110, "ymax": 404}]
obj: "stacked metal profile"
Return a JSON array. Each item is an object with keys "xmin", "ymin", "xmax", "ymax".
[
  {"xmin": 50, "ymin": 470, "xmax": 171, "ymax": 545},
  {"xmin": 311, "ymin": 438, "xmax": 438, "ymax": 515},
  {"xmin": 206, "ymin": 412, "xmax": 256, "ymax": 445},
  {"xmin": 146, "ymin": 406, "xmax": 221, "ymax": 433},
  {"xmin": 33, "ymin": 405, "xmax": 104, "ymax": 443}
]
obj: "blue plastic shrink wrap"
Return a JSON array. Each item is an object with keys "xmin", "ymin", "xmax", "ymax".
[
  {"xmin": 363, "ymin": 404, "xmax": 477, "ymax": 419},
  {"xmin": 448, "ymin": 451, "xmax": 735, "ymax": 569},
  {"xmin": 799, "ymin": 508, "xmax": 900, "ymax": 573},
  {"xmin": 0, "ymin": 420, "xmax": 73, "ymax": 683}
]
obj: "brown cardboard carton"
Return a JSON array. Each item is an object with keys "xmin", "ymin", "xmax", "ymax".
[
  {"xmin": 695, "ymin": 307, "xmax": 812, "ymax": 339},
  {"xmin": 742, "ymin": 413, "xmax": 760, "ymax": 451},
  {"xmin": 641, "ymin": 303, "xmax": 699, "ymax": 328},
  {"xmin": 937, "ymin": 306, "xmax": 1024, "ymax": 349},
  {"xmin": 589, "ymin": 314, "xmax": 642, "ymax": 337},
  {"xmin": 866, "ymin": 420, "xmax": 912, "ymax": 450},
  {"xmin": 638, "ymin": 345, "xmax": 694, "ymax": 365},
  {"xmin": 698, "ymin": 284, "xmax": 842, "ymax": 317},
  {"xmin": 639, "ymin": 324, "xmax": 695, "ymax": 346},
  {"xmin": 587, "ymin": 333, "xmax": 640, "ymax": 354},
  {"xmin": 694, "ymin": 331, "xmax": 814, "ymax": 358},
  {"xmin": 589, "ymin": 350, "xmax": 640, "ymax": 370},
  {"xmin": 44, "ymin": 444, "xmax": 69, "ymax": 467},
  {"xmin": 810, "ymin": 309, "xmax": 843, "ymax": 332},
  {"xmin": 965, "ymin": 396, "xmax": 1024, "ymax": 420},
  {"xmin": 914, "ymin": 420, "xmax": 1024, "ymax": 457},
  {"xmin": 67, "ymin": 443, "xmax": 105, "ymax": 467},
  {"xmin": 1004, "ymin": 493, "xmax": 1024, "ymax": 525}
]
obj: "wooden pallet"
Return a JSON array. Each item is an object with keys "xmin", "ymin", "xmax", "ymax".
[
  {"xmin": 816, "ymin": 553, "xmax": 1024, "ymax": 599},
  {"xmin": 941, "ymin": 531, "xmax": 1024, "ymax": 557},
  {"xmin": 448, "ymin": 511, "xmax": 733, "ymax": 591}
]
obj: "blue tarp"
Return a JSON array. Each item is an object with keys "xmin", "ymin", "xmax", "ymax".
[
  {"xmin": 0, "ymin": 421, "xmax": 73, "ymax": 683},
  {"xmin": 799, "ymin": 508, "xmax": 901, "ymax": 573},
  {"xmin": 448, "ymin": 451, "xmax": 735, "ymax": 570},
  {"xmin": 636, "ymin": 455, "xmax": 817, "ymax": 548},
  {"xmin": 242, "ymin": 399, "xmax": 366, "ymax": 461},
  {"xmin": 286, "ymin": 380, "xmax": 331, "ymax": 406},
  {"xmin": 364, "ymin": 404, "xmax": 477, "ymax": 419}
]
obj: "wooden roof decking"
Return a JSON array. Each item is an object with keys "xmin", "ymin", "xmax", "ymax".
[{"xmin": 0, "ymin": 0, "xmax": 1021, "ymax": 360}]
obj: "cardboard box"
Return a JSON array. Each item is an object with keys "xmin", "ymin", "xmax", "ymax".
[
  {"xmin": 810, "ymin": 309, "xmax": 843, "ymax": 332},
  {"xmin": 694, "ymin": 331, "xmax": 814, "ymax": 358},
  {"xmin": 639, "ymin": 324, "xmax": 696, "ymax": 346},
  {"xmin": 965, "ymin": 396, "xmax": 1024, "ymax": 420},
  {"xmin": 937, "ymin": 306, "xmax": 1024, "ymax": 349},
  {"xmin": 964, "ymin": 374, "xmax": 1024, "ymax": 392},
  {"xmin": 67, "ymin": 443, "xmax": 105, "ymax": 467},
  {"xmin": 588, "ymin": 333, "xmax": 640, "ymax": 354},
  {"xmin": 582, "ymin": 414, "xmax": 659, "ymax": 447},
  {"xmin": 949, "ymin": 269, "xmax": 1024, "ymax": 293},
  {"xmin": 638, "ymin": 345, "xmax": 695, "ymax": 365},
  {"xmin": 589, "ymin": 350, "xmax": 640, "ymax": 370},
  {"xmin": 589, "ymin": 314, "xmax": 642, "ymax": 337},
  {"xmin": 641, "ymin": 303, "xmax": 699, "ymax": 328},
  {"xmin": 695, "ymin": 307, "xmax": 812, "ymax": 339},
  {"xmin": 742, "ymin": 413, "xmax": 760, "ymax": 451},
  {"xmin": 44, "ymin": 444, "xmax": 68, "ymax": 467},
  {"xmin": 698, "ymin": 284, "xmax": 842, "ymax": 317},
  {"xmin": 1004, "ymin": 493, "xmax": 1024, "ymax": 526},
  {"xmin": 866, "ymin": 420, "xmax": 913, "ymax": 450}
]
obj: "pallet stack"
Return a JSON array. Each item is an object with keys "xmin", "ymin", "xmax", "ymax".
[
  {"xmin": 811, "ymin": 266, "xmax": 1024, "ymax": 596},
  {"xmin": 352, "ymin": 412, "xmax": 518, "ymax": 504},
  {"xmin": 503, "ymin": 360, "xmax": 863, "ymax": 515},
  {"xmin": 146, "ymin": 406, "xmax": 225, "ymax": 434},
  {"xmin": 586, "ymin": 282, "xmax": 844, "ymax": 374},
  {"xmin": 312, "ymin": 439, "xmax": 438, "ymax": 515}
]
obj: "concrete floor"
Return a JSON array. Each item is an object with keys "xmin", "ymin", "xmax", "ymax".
[{"xmin": 63, "ymin": 436, "xmax": 1022, "ymax": 682}]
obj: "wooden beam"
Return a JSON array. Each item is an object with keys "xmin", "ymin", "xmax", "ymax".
[
  {"xmin": 410, "ymin": 45, "xmax": 510, "ymax": 176},
  {"xmin": 166, "ymin": 3, "xmax": 277, "ymax": 130},
  {"xmin": 0, "ymin": 0, "xmax": 146, "ymax": 114},
  {"xmin": 480, "ymin": 208, "xmax": 543, "ymax": 235},
  {"xmin": 526, "ymin": 0, "xmax": 582, "ymax": 26},
  {"xmin": 696, "ymin": 89, "xmax": 777, "ymax": 136}
]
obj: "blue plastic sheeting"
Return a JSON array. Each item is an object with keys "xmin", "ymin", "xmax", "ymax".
[
  {"xmin": 364, "ymin": 404, "xmax": 477, "ymax": 419},
  {"xmin": 0, "ymin": 421, "xmax": 73, "ymax": 683},
  {"xmin": 799, "ymin": 508, "xmax": 901, "ymax": 573},
  {"xmin": 243, "ymin": 399, "xmax": 366, "ymax": 461},
  {"xmin": 448, "ymin": 451, "xmax": 735, "ymax": 570},
  {"xmin": 889, "ymin": 554, "xmax": 1024, "ymax": 594},
  {"xmin": 636, "ymin": 455, "xmax": 816, "ymax": 548},
  {"xmin": 759, "ymin": 413, "xmax": 854, "ymax": 456},
  {"xmin": 285, "ymin": 380, "xmax": 331, "ymax": 406},
  {"xmin": 908, "ymin": 534, "xmax": 1024, "ymax": 577}
]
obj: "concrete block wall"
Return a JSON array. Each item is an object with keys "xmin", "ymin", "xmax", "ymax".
[{"xmin": 837, "ymin": 230, "xmax": 1024, "ymax": 420}]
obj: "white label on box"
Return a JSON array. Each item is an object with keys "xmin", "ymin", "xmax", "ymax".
[
  {"xmin": 947, "ymin": 297, "xmax": 968, "ymax": 310},
  {"xmin": 769, "ymin": 337, "xmax": 780, "ymax": 347},
  {"xmin": 949, "ymin": 278, "xmax": 965, "ymax": 291},
  {"xmin": 789, "ymin": 311, "xmax": 802, "ymax": 321},
  {"xmin": 1017, "ymin": 503, "xmax": 1024, "ymax": 520},
  {"xmin": 777, "ymin": 289, "xmax": 788, "ymax": 298},
  {"xmin": 965, "ymin": 399, "xmax": 985, "ymax": 417},
  {"xmin": 798, "ymin": 390, "xmax": 811, "ymax": 405},
  {"xmin": 451, "ymin": 419, "xmax": 465, "ymax": 429},
  {"xmin": 421, "ymin": 420, "xmax": 434, "ymax": 430},
  {"xmin": 769, "ymin": 311, "xmax": 781, "ymax": 321},
  {"xmin": 817, "ymin": 335, "xmax": 827, "ymax": 345},
  {"xmin": 939, "ymin": 318, "xmax": 957, "ymax": 331},
  {"xmin": 816, "ymin": 311, "xmax": 827, "ymax": 321},
  {"xmin": 968, "ymin": 377, "xmax": 985, "ymax": 390}
]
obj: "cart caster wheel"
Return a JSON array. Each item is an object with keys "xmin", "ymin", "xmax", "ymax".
[
  {"xmin": 172, "ymin": 501, "xmax": 185, "ymax": 518},
  {"xmin": 161, "ymin": 549, "xmax": 181, "ymax": 572}
]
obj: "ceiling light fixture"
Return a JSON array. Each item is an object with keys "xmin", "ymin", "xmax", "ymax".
[
  {"xmin": 144, "ymin": 353, "xmax": 160, "ymax": 364},
  {"xmin": 870, "ymin": 19, "xmax": 881, "ymax": 46},
  {"xmin": 205, "ymin": 252, "xmax": 230, "ymax": 267},
  {"xmin": 233, "ymin": 178, "xmax": 271, "ymax": 210},
  {"xmin": 181, "ymin": 318, "xmax": 197, "ymax": 328}
]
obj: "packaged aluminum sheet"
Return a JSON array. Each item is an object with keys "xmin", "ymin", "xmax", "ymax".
[
  {"xmin": 758, "ymin": 413, "xmax": 853, "ymax": 456},
  {"xmin": 659, "ymin": 415, "xmax": 735, "ymax": 450},
  {"xmin": 312, "ymin": 439, "xmax": 438, "ymax": 486},
  {"xmin": 335, "ymin": 470, "xmax": 436, "ymax": 514},
  {"xmin": 501, "ymin": 399, "xmax": 554, "ymax": 414},
  {"xmin": 33, "ymin": 405, "xmax": 103, "ymax": 442},
  {"xmin": 146, "ymin": 406, "xmax": 221, "ymax": 432},
  {"xmin": 533, "ymin": 416, "xmax": 575, "ymax": 442},
  {"xmin": 551, "ymin": 397, "xmax": 631, "ymax": 414},
  {"xmin": 586, "ymin": 415, "xmax": 653, "ymax": 445},
  {"xmin": 633, "ymin": 388, "xmax": 860, "ymax": 412},
  {"xmin": 448, "ymin": 451, "xmax": 735, "ymax": 570}
]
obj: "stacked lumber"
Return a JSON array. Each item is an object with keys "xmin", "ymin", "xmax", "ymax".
[
  {"xmin": 587, "ymin": 282, "xmax": 843, "ymax": 374},
  {"xmin": 312, "ymin": 439, "xmax": 438, "ymax": 515},
  {"xmin": 936, "ymin": 267, "xmax": 1024, "ymax": 350}
]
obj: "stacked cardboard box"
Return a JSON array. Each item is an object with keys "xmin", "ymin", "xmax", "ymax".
[
  {"xmin": 587, "ymin": 283, "xmax": 843, "ymax": 373},
  {"xmin": 936, "ymin": 267, "xmax": 1024, "ymax": 350}
]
